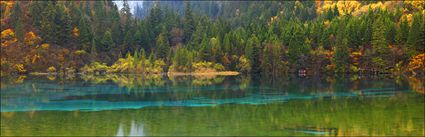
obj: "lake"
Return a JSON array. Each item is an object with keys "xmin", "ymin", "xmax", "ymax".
[{"xmin": 1, "ymin": 74, "xmax": 424, "ymax": 136}]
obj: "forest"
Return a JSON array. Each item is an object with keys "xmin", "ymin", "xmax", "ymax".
[{"xmin": 0, "ymin": 1, "xmax": 424, "ymax": 77}]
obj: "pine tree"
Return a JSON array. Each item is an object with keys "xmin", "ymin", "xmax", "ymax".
[
  {"xmin": 120, "ymin": 0, "xmax": 133, "ymax": 32},
  {"xmin": 55, "ymin": 4, "xmax": 73, "ymax": 45},
  {"xmin": 334, "ymin": 25, "xmax": 349, "ymax": 73},
  {"xmin": 91, "ymin": 38, "xmax": 97, "ymax": 55},
  {"xmin": 102, "ymin": 30, "xmax": 115, "ymax": 51},
  {"xmin": 287, "ymin": 24, "xmax": 305, "ymax": 64},
  {"xmin": 184, "ymin": 2, "xmax": 195, "ymax": 43},
  {"xmin": 40, "ymin": 1, "xmax": 58, "ymax": 44},
  {"xmin": 246, "ymin": 35, "xmax": 261, "ymax": 73},
  {"xmin": 78, "ymin": 14, "xmax": 92, "ymax": 51},
  {"xmin": 372, "ymin": 16, "xmax": 389, "ymax": 55},
  {"xmin": 148, "ymin": 3, "xmax": 163, "ymax": 37},
  {"xmin": 123, "ymin": 30, "xmax": 135, "ymax": 53},
  {"xmin": 210, "ymin": 37, "xmax": 221, "ymax": 62},
  {"xmin": 396, "ymin": 16, "xmax": 409, "ymax": 45},
  {"xmin": 10, "ymin": 2, "xmax": 24, "ymax": 42},
  {"xmin": 199, "ymin": 35, "xmax": 211, "ymax": 61},
  {"xmin": 406, "ymin": 13, "xmax": 425, "ymax": 56},
  {"xmin": 29, "ymin": 1, "xmax": 45, "ymax": 29},
  {"xmin": 156, "ymin": 33, "xmax": 170, "ymax": 59},
  {"xmin": 223, "ymin": 33, "xmax": 232, "ymax": 54},
  {"xmin": 371, "ymin": 16, "xmax": 390, "ymax": 71}
]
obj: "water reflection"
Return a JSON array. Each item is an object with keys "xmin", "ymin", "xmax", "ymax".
[
  {"xmin": 1, "ymin": 95, "xmax": 424, "ymax": 136},
  {"xmin": 116, "ymin": 120, "xmax": 145, "ymax": 136},
  {"xmin": 0, "ymin": 74, "xmax": 423, "ymax": 112}
]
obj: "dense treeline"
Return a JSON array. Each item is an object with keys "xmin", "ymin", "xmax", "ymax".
[{"xmin": 0, "ymin": 1, "xmax": 424, "ymax": 77}]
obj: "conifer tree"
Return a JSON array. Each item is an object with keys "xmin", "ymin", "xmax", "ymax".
[{"xmin": 10, "ymin": 2, "xmax": 24, "ymax": 42}]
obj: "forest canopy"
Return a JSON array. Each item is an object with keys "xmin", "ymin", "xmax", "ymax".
[{"xmin": 0, "ymin": 1, "xmax": 424, "ymax": 77}]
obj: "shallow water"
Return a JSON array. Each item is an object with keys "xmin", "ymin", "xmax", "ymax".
[{"xmin": 1, "ymin": 75, "xmax": 424, "ymax": 136}]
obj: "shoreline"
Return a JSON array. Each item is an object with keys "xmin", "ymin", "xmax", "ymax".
[
  {"xmin": 167, "ymin": 71, "xmax": 240, "ymax": 76},
  {"xmin": 26, "ymin": 71, "xmax": 240, "ymax": 76}
]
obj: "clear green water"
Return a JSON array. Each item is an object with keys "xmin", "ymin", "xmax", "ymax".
[{"xmin": 1, "ymin": 75, "xmax": 424, "ymax": 136}]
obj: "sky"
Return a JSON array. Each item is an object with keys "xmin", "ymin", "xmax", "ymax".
[{"xmin": 113, "ymin": 1, "xmax": 144, "ymax": 13}]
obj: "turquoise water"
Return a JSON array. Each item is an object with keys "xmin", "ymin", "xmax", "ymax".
[{"xmin": 1, "ymin": 74, "xmax": 424, "ymax": 136}]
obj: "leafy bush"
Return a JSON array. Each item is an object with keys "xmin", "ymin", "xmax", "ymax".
[
  {"xmin": 192, "ymin": 61, "xmax": 225, "ymax": 73},
  {"xmin": 47, "ymin": 66, "xmax": 56, "ymax": 73},
  {"xmin": 407, "ymin": 53, "xmax": 425, "ymax": 76},
  {"xmin": 80, "ymin": 62, "xmax": 109, "ymax": 74},
  {"xmin": 14, "ymin": 64, "xmax": 26, "ymax": 74}
]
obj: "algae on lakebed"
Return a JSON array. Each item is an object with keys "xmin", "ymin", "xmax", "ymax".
[
  {"xmin": 1, "ymin": 94, "xmax": 424, "ymax": 136},
  {"xmin": 1, "ymin": 75, "xmax": 424, "ymax": 136}
]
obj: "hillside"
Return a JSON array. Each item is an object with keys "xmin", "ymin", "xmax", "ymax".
[{"xmin": 0, "ymin": 1, "xmax": 424, "ymax": 76}]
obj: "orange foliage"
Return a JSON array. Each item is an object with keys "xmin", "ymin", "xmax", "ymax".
[
  {"xmin": 407, "ymin": 53, "xmax": 425, "ymax": 76},
  {"xmin": 24, "ymin": 32, "xmax": 41, "ymax": 46},
  {"xmin": 1, "ymin": 28, "xmax": 17, "ymax": 47},
  {"xmin": 408, "ymin": 77, "xmax": 425, "ymax": 94},
  {"xmin": 72, "ymin": 27, "xmax": 79, "ymax": 38},
  {"xmin": 0, "ymin": 1, "xmax": 14, "ymax": 17},
  {"xmin": 41, "ymin": 43, "xmax": 49, "ymax": 49},
  {"xmin": 31, "ymin": 54, "xmax": 41, "ymax": 64},
  {"xmin": 324, "ymin": 49, "xmax": 334, "ymax": 59}
]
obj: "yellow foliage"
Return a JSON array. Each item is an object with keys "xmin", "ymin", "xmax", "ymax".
[
  {"xmin": 80, "ymin": 62, "xmax": 110, "ymax": 74},
  {"xmin": 41, "ymin": 43, "xmax": 49, "ymax": 49},
  {"xmin": 24, "ymin": 32, "xmax": 41, "ymax": 46},
  {"xmin": 270, "ymin": 16, "xmax": 279, "ymax": 23},
  {"xmin": 14, "ymin": 75, "xmax": 26, "ymax": 84},
  {"xmin": 350, "ymin": 65, "xmax": 360, "ymax": 73},
  {"xmin": 401, "ymin": 14, "xmax": 414, "ymax": 25},
  {"xmin": 31, "ymin": 54, "xmax": 40, "ymax": 64},
  {"xmin": 350, "ymin": 51, "xmax": 362, "ymax": 66},
  {"xmin": 407, "ymin": 53, "xmax": 425, "ymax": 76},
  {"xmin": 404, "ymin": 1, "xmax": 425, "ymax": 11},
  {"xmin": 14, "ymin": 64, "xmax": 26, "ymax": 73},
  {"xmin": 0, "ymin": 1, "xmax": 14, "ymax": 17},
  {"xmin": 47, "ymin": 75, "xmax": 56, "ymax": 81},
  {"xmin": 324, "ymin": 49, "xmax": 334, "ymax": 59},
  {"xmin": 1, "ymin": 29, "xmax": 17, "ymax": 47},
  {"xmin": 323, "ymin": 20, "xmax": 331, "ymax": 28},
  {"xmin": 237, "ymin": 55, "xmax": 251, "ymax": 73},
  {"xmin": 336, "ymin": 1, "xmax": 361, "ymax": 16},
  {"xmin": 318, "ymin": 1, "xmax": 337, "ymax": 14},
  {"xmin": 408, "ymin": 77, "xmax": 425, "ymax": 94},
  {"xmin": 1, "ymin": 29, "xmax": 15, "ymax": 38},
  {"xmin": 369, "ymin": 2, "xmax": 385, "ymax": 10},
  {"xmin": 72, "ymin": 27, "xmax": 79, "ymax": 38},
  {"xmin": 74, "ymin": 50, "xmax": 87, "ymax": 55},
  {"xmin": 326, "ymin": 64, "xmax": 336, "ymax": 72},
  {"xmin": 191, "ymin": 61, "xmax": 224, "ymax": 73},
  {"xmin": 47, "ymin": 66, "xmax": 57, "ymax": 73}
]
